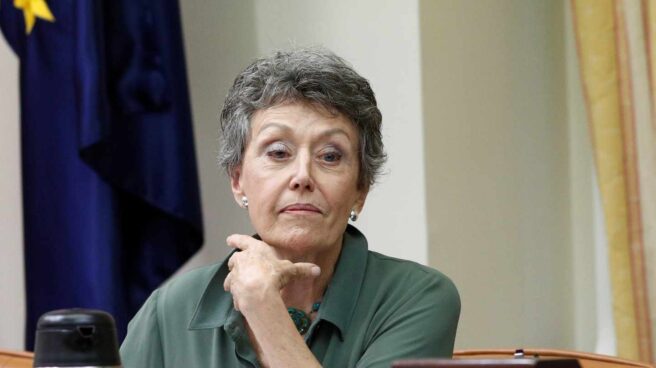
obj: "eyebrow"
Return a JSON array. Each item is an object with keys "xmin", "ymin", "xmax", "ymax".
[
  {"xmin": 257, "ymin": 122, "xmax": 293, "ymax": 135},
  {"xmin": 319, "ymin": 128, "xmax": 351, "ymax": 140},
  {"xmin": 257, "ymin": 123, "xmax": 352, "ymax": 140}
]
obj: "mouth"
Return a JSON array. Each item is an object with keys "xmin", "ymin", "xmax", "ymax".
[{"xmin": 280, "ymin": 203, "xmax": 323, "ymax": 215}]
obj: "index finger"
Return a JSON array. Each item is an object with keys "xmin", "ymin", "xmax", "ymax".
[{"xmin": 226, "ymin": 234, "xmax": 261, "ymax": 250}]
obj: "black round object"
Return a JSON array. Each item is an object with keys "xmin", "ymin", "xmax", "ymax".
[{"xmin": 33, "ymin": 309, "xmax": 121, "ymax": 367}]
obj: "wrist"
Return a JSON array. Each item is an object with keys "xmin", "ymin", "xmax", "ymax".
[{"xmin": 236, "ymin": 285, "xmax": 283, "ymax": 315}]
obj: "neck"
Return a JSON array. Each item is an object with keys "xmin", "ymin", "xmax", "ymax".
[{"xmin": 279, "ymin": 237, "xmax": 343, "ymax": 310}]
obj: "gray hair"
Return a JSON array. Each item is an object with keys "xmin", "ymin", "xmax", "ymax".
[{"xmin": 218, "ymin": 47, "xmax": 386, "ymax": 190}]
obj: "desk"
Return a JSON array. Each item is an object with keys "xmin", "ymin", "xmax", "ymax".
[{"xmin": 0, "ymin": 349, "xmax": 33, "ymax": 368}]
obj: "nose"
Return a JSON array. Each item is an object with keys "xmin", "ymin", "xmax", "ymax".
[{"xmin": 289, "ymin": 152, "xmax": 315, "ymax": 192}]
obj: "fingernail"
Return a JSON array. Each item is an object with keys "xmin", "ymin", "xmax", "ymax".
[{"xmin": 311, "ymin": 266, "xmax": 321, "ymax": 276}]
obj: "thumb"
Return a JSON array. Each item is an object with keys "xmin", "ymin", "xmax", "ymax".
[
  {"xmin": 290, "ymin": 262, "xmax": 321, "ymax": 279},
  {"xmin": 278, "ymin": 262, "xmax": 321, "ymax": 288}
]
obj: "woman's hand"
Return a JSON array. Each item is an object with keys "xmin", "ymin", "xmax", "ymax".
[
  {"xmin": 223, "ymin": 234, "xmax": 321, "ymax": 312},
  {"xmin": 222, "ymin": 235, "xmax": 324, "ymax": 368}
]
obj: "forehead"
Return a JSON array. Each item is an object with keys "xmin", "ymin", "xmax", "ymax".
[{"xmin": 250, "ymin": 102, "xmax": 358, "ymax": 140}]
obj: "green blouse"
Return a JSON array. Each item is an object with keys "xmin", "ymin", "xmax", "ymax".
[{"xmin": 120, "ymin": 225, "xmax": 460, "ymax": 368}]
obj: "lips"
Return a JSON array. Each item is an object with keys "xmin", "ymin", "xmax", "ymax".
[{"xmin": 280, "ymin": 203, "xmax": 322, "ymax": 214}]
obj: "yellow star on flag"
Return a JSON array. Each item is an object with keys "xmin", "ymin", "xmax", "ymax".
[{"xmin": 13, "ymin": 0, "xmax": 55, "ymax": 34}]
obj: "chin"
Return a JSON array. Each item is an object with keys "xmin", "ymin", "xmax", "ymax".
[{"xmin": 267, "ymin": 224, "xmax": 327, "ymax": 253}]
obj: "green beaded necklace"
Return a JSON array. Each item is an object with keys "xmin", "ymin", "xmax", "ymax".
[{"xmin": 287, "ymin": 302, "xmax": 321, "ymax": 335}]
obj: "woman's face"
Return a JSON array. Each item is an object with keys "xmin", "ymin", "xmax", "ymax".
[{"xmin": 231, "ymin": 102, "xmax": 367, "ymax": 257}]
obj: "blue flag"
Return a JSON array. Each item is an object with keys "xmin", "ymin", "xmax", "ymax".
[{"xmin": 0, "ymin": 0, "xmax": 204, "ymax": 349}]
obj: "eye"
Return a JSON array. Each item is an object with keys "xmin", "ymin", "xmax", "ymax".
[
  {"xmin": 319, "ymin": 149, "xmax": 342, "ymax": 164},
  {"xmin": 265, "ymin": 142, "xmax": 291, "ymax": 160}
]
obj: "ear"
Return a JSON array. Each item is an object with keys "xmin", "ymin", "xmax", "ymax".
[
  {"xmin": 230, "ymin": 166, "xmax": 246, "ymax": 207},
  {"xmin": 353, "ymin": 188, "xmax": 369, "ymax": 214}
]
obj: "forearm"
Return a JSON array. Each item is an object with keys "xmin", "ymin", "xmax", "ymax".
[{"xmin": 241, "ymin": 295, "xmax": 321, "ymax": 368}]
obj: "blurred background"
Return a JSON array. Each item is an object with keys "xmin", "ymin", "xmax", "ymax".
[{"xmin": 1, "ymin": 0, "xmax": 650, "ymax": 362}]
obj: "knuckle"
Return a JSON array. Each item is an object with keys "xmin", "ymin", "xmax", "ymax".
[{"xmin": 278, "ymin": 275, "xmax": 289, "ymax": 288}]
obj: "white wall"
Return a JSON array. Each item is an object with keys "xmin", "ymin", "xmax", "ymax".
[
  {"xmin": 177, "ymin": 1, "xmax": 258, "ymax": 273},
  {"xmin": 0, "ymin": 36, "xmax": 25, "ymax": 350},
  {"xmin": 421, "ymin": 0, "xmax": 576, "ymax": 349}
]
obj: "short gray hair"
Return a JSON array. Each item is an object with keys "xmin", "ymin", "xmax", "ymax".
[{"xmin": 218, "ymin": 47, "xmax": 386, "ymax": 190}]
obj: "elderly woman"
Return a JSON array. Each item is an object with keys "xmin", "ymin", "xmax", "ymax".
[{"xmin": 120, "ymin": 48, "xmax": 460, "ymax": 368}]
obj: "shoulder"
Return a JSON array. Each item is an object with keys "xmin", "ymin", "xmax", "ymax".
[
  {"xmin": 352, "ymin": 251, "xmax": 461, "ymax": 362},
  {"xmin": 122, "ymin": 263, "xmax": 224, "ymax": 350},
  {"xmin": 365, "ymin": 251, "xmax": 460, "ymax": 305},
  {"xmin": 367, "ymin": 251, "xmax": 458, "ymax": 294},
  {"xmin": 121, "ymin": 262, "xmax": 227, "ymax": 365},
  {"xmin": 158, "ymin": 263, "xmax": 221, "ymax": 300},
  {"xmin": 155, "ymin": 262, "xmax": 222, "ymax": 315},
  {"xmin": 125, "ymin": 262, "xmax": 223, "ymax": 330}
]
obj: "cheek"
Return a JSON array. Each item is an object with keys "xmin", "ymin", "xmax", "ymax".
[
  {"xmin": 243, "ymin": 171, "xmax": 284, "ymax": 212},
  {"xmin": 242, "ymin": 163, "xmax": 271, "ymax": 194},
  {"xmin": 323, "ymin": 178, "xmax": 360, "ymax": 210}
]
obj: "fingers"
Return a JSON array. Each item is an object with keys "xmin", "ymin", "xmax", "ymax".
[
  {"xmin": 226, "ymin": 234, "xmax": 259, "ymax": 250},
  {"xmin": 223, "ymin": 271, "xmax": 241, "ymax": 315},
  {"xmin": 224, "ymin": 235, "xmax": 321, "ymax": 294},
  {"xmin": 293, "ymin": 263, "xmax": 321, "ymax": 278},
  {"xmin": 278, "ymin": 262, "xmax": 321, "ymax": 288},
  {"xmin": 227, "ymin": 251, "xmax": 241, "ymax": 271},
  {"xmin": 223, "ymin": 272, "xmax": 232, "ymax": 291},
  {"xmin": 227, "ymin": 234, "xmax": 280, "ymax": 260}
]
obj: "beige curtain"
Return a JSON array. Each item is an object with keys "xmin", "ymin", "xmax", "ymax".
[{"xmin": 571, "ymin": 0, "xmax": 656, "ymax": 363}]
